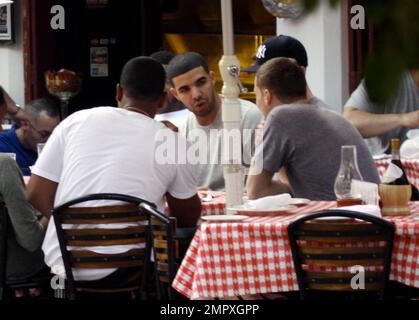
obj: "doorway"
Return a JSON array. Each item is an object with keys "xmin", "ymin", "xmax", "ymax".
[{"xmin": 22, "ymin": 0, "xmax": 162, "ymax": 114}]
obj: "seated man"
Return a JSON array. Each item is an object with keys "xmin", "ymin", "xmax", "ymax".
[
  {"xmin": 343, "ymin": 69, "xmax": 419, "ymax": 155},
  {"xmin": 0, "ymin": 97, "xmax": 60, "ymax": 175},
  {"xmin": 26, "ymin": 56, "xmax": 201, "ymax": 283},
  {"xmin": 150, "ymin": 50, "xmax": 187, "ymax": 115},
  {"xmin": 247, "ymin": 58, "xmax": 380, "ymax": 201},
  {"xmin": 167, "ymin": 52, "xmax": 263, "ymax": 191},
  {"xmin": 0, "ymin": 154, "xmax": 48, "ymax": 283}
]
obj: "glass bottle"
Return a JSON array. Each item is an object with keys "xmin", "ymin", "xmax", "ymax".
[
  {"xmin": 334, "ymin": 145, "xmax": 363, "ymax": 205},
  {"xmin": 389, "ymin": 138, "xmax": 419, "ymax": 200}
]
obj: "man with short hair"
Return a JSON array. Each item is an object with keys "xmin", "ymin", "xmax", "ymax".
[
  {"xmin": 247, "ymin": 58, "xmax": 380, "ymax": 200},
  {"xmin": 0, "ymin": 98, "xmax": 60, "ymax": 175},
  {"xmin": 167, "ymin": 52, "xmax": 263, "ymax": 191},
  {"xmin": 242, "ymin": 34, "xmax": 315, "ymax": 99},
  {"xmin": 27, "ymin": 56, "xmax": 201, "ymax": 282},
  {"xmin": 150, "ymin": 50, "xmax": 187, "ymax": 115}
]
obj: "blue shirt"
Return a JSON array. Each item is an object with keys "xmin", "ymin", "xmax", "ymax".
[{"xmin": 0, "ymin": 125, "xmax": 37, "ymax": 176}]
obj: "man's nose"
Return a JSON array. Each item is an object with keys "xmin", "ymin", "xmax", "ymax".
[{"xmin": 191, "ymin": 86, "xmax": 202, "ymax": 99}]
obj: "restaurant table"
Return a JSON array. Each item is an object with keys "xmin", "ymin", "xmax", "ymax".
[
  {"xmin": 173, "ymin": 199, "xmax": 419, "ymax": 299},
  {"xmin": 375, "ymin": 158, "xmax": 419, "ymax": 188}
]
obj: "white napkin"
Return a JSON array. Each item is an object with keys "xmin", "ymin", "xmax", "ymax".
[
  {"xmin": 335, "ymin": 204, "xmax": 382, "ymax": 218},
  {"xmin": 243, "ymin": 193, "xmax": 292, "ymax": 210},
  {"xmin": 381, "ymin": 162, "xmax": 403, "ymax": 183},
  {"xmin": 406, "ymin": 129, "xmax": 419, "ymax": 139},
  {"xmin": 401, "ymin": 135, "xmax": 419, "ymax": 159}
]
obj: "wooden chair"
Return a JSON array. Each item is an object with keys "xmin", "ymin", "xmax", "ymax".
[
  {"xmin": 52, "ymin": 193, "xmax": 172, "ymax": 300},
  {"xmin": 0, "ymin": 203, "xmax": 51, "ymax": 300},
  {"xmin": 287, "ymin": 210, "xmax": 395, "ymax": 300},
  {"xmin": 140, "ymin": 202, "xmax": 177, "ymax": 300}
]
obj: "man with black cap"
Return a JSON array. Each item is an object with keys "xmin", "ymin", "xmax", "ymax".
[{"xmin": 242, "ymin": 34, "xmax": 316, "ymax": 100}]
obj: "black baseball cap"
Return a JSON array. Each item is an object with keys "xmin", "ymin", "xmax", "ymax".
[{"xmin": 242, "ymin": 35, "xmax": 308, "ymax": 73}]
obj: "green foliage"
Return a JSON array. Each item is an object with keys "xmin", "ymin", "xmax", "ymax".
[{"xmin": 303, "ymin": 0, "xmax": 419, "ymax": 104}]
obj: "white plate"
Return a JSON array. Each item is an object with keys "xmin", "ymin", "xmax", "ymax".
[
  {"xmin": 228, "ymin": 205, "xmax": 296, "ymax": 216},
  {"xmin": 201, "ymin": 215, "xmax": 249, "ymax": 222},
  {"xmin": 289, "ymin": 198, "xmax": 310, "ymax": 207}
]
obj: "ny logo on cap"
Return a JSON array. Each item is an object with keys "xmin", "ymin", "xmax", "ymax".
[{"xmin": 256, "ymin": 45, "xmax": 267, "ymax": 59}]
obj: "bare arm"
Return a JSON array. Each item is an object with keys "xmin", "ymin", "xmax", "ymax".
[
  {"xmin": 246, "ymin": 166, "xmax": 292, "ymax": 200},
  {"xmin": 343, "ymin": 107, "xmax": 419, "ymax": 138},
  {"xmin": 165, "ymin": 192, "xmax": 201, "ymax": 228},
  {"xmin": 0, "ymin": 86, "xmax": 29, "ymax": 122},
  {"xmin": 26, "ymin": 174, "xmax": 58, "ymax": 218}
]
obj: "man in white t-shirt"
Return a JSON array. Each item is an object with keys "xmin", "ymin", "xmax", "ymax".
[
  {"xmin": 166, "ymin": 52, "xmax": 263, "ymax": 191},
  {"xmin": 26, "ymin": 57, "xmax": 201, "ymax": 282}
]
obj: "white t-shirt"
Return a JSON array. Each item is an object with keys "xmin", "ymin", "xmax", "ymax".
[
  {"xmin": 178, "ymin": 98, "xmax": 262, "ymax": 191},
  {"xmin": 33, "ymin": 107, "xmax": 197, "ymax": 281}
]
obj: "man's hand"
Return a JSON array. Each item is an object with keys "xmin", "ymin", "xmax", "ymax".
[
  {"xmin": 247, "ymin": 166, "xmax": 292, "ymax": 200},
  {"xmin": 0, "ymin": 86, "xmax": 29, "ymax": 122},
  {"xmin": 400, "ymin": 109, "xmax": 419, "ymax": 129}
]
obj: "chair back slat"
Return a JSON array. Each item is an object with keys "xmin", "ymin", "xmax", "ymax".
[
  {"xmin": 60, "ymin": 205, "xmax": 147, "ymax": 225},
  {"xmin": 69, "ymin": 249, "xmax": 146, "ymax": 269},
  {"xmin": 63, "ymin": 226, "xmax": 148, "ymax": 247},
  {"xmin": 287, "ymin": 210, "xmax": 395, "ymax": 300},
  {"xmin": 304, "ymin": 270, "xmax": 385, "ymax": 291}
]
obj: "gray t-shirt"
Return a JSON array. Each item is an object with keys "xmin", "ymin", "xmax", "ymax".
[
  {"xmin": 254, "ymin": 98, "xmax": 380, "ymax": 200},
  {"xmin": 179, "ymin": 99, "xmax": 263, "ymax": 191},
  {"xmin": 345, "ymin": 72, "xmax": 419, "ymax": 154}
]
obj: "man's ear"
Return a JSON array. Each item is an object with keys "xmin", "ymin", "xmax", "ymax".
[
  {"xmin": 20, "ymin": 119, "xmax": 30, "ymax": 130},
  {"xmin": 263, "ymin": 88, "xmax": 272, "ymax": 106},
  {"xmin": 169, "ymin": 87, "xmax": 180, "ymax": 100},
  {"xmin": 116, "ymin": 84, "xmax": 123, "ymax": 103},
  {"xmin": 157, "ymin": 92, "xmax": 168, "ymax": 109},
  {"xmin": 209, "ymin": 71, "xmax": 216, "ymax": 85}
]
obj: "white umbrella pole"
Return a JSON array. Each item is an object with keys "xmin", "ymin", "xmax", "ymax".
[{"xmin": 219, "ymin": 0, "xmax": 244, "ymax": 210}]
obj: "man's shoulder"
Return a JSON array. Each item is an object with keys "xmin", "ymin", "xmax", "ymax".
[
  {"xmin": 0, "ymin": 128, "xmax": 18, "ymax": 149},
  {"xmin": 179, "ymin": 112, "xmax": 199, "ymax": 134},
  {"xmin": 239, "ymin": 99, "xmax": 262, "ymax": 126}
]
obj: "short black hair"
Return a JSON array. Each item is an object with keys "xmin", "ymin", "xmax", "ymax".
[
  {"xmin": 25, "ymin": 98, "xmax": 60, "ymax": 119},
  {"xmin": 166, "ymin": 52, "xmax": 209, "ymax": 86},
  {"xmin": 256, "ymin": 57, "xmax": 307, "ymax": 102},
  {"xmin": 120, "ymin": 56, "xmax": 165, "ymax": 101},
  {"xmin": 150, "ymin": 50, "xmax": 175, "ymax": 65}
]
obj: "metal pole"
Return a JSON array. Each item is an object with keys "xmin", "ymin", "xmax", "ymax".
[{"xmin": 219, "ymin": 0, "xmax": 244, "ymax": 210}]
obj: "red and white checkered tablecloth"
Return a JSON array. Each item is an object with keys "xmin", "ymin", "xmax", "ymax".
[
  {"xmin": 173, "ymin": 200, "xmax": 419, "ymax": 299},
  {"xmin": 375, "ymin": 159, "xmax": 419, "ymax": 189}
]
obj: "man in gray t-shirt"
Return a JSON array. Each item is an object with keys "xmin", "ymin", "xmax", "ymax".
[
  {"xmin": 343, "ymin": 70, "xmax": 419, "ymax": 155},
  {"xmin": 247, "ymin": 58, "xmax": 379, "ymax": 201}
]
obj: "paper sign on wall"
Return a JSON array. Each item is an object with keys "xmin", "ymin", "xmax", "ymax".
[{"xmin": 90, "ymin": 47, "xmax": 108, "ymax": 77}]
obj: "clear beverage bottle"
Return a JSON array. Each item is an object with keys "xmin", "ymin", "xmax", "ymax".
[
  {"xmin": 334, "ymin": 145, "xmax": 364, "ymax": 206},
  {"xmin": 389, "ymin": 138, "xmax": 419, "ymax": 200}
]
